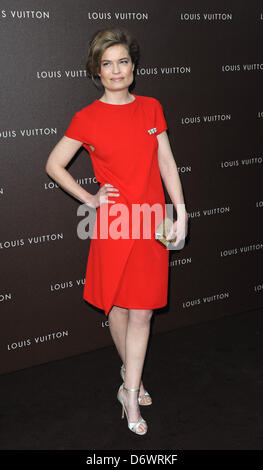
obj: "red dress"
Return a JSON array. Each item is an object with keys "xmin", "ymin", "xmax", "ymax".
[{"xmin": 65, "ymin": 94, "xmax": 169, "ymax": 316}]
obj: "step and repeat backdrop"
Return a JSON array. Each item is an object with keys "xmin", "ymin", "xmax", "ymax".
[{"xmin": 0, "ymin": 0, "xmax": 262, "ymax": 374}]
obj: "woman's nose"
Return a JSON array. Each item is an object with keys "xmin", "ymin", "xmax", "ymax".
[{"xmin": 113, "ymin": 63, "xmax": 120, "ymax": 73}]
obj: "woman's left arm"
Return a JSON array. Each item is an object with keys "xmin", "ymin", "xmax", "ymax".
[{"xmin": 157, "ymin": 131, "xmax": 189, "ymax": 245}]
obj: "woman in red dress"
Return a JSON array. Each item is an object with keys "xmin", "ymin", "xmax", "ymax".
[{"xmin": 45, "ymin": 27, "xmax": 188, "ymax": 436}]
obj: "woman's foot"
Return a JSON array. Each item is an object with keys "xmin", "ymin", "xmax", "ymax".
[
  {"xmin": 121, "ymin": 365, "xmax": 152, "ymax": 405},
  {"xmin": 119, "ymin": 385, "xmax": 148, "ymax": 434}
]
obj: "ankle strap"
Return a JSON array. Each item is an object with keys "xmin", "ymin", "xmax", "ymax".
[{"xmin": 123, "ymin": 384, "xmax": 139, "ymax": 392}]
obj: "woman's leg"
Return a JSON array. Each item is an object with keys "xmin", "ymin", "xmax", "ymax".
[
  {"xmin": 119, "ymin": 308, "xmax": 153, "ymax": 433},
  {"xmin": 108, "ymin": 305, "xmax": 128, "ymax": 362},
  {"xmin": 108, "ymin": 306, "xmax": 151, "ymax": 404}
]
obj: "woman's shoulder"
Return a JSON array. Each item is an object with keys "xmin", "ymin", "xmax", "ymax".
[
  {"xmin": 70, "ymin": 100, "xmax": 98, "ymax": 119},
  {"xmin": 71, "ymin": 95, "xmax": 162, "ymax": 117},
  {"xmin": 135, "ymin": 94, "xmax": 163, "ymax": 108}
]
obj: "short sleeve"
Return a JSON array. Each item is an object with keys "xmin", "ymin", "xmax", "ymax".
[
  {"xmin": 155, "ymin": 99, "xmax": 168, "ymax": 135},
  {"xmin": 64, "ymin": 111, "xmax": 88, "ymax": 144}
]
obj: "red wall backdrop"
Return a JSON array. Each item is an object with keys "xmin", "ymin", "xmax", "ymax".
[{"xmin": 0, "ymin": 0, "xmax": 262, "ymax": 374}]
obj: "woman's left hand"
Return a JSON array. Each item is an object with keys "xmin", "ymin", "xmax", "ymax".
[{"xmin": 166, "ymin": 211, "xmax": 189, "ymax": 250}]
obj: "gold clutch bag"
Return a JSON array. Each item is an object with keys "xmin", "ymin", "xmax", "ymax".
[{"xmin": 155, "ymin": 217, "xmax": 177, "ymax": 247}]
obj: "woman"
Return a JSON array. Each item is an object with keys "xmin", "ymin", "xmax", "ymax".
[{"xmin": 45, "ymin": 27, "xmax": 188, "ymax": 436}]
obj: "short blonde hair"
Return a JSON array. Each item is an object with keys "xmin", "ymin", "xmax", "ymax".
[{"xmin": 86, "ymin": 27, "xmax": 140, "ymax": 89}]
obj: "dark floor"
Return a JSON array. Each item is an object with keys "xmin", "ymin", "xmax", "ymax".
[{"xmin": 0, "ymin": 308, "xmax": 263, "ymax": 450}]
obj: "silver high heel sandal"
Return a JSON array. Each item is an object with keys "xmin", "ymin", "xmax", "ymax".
[
  {"xmin": 120, "ymin": 364, "xmax": 152, "ymax": 406},
  {"xmin": 117, "ymin": 383, "xmax": 148, "ymax": 436}
]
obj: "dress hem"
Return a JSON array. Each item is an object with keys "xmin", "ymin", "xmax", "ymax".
[{"xmin": 83, "ymin": 295, "xmax": 167, "ymax": 315}]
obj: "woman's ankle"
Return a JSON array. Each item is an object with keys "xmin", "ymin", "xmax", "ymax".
[{"xmin": 123, "ymin": 387, "xmax": 139, "ymax": 400}]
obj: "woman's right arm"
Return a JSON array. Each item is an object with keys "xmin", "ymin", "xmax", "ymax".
[
  {"xmin": 45, "ymin": 136, "xmax": 120, "ymax": 208},
  {"xmin": 45, "ymin": 135, "xmax": 95, "ymax": 206}
]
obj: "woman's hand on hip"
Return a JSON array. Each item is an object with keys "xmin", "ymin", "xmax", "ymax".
[{"xmin": 91, "ymin": 183, "xmax": 120, "ymax": 209}]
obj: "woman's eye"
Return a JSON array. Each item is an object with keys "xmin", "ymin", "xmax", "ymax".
[{"xmin": 102, "ymin": 60, "xmax": 128, "ymax": 66}]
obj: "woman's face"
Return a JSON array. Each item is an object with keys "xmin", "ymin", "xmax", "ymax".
[{"xmin": 99, "ymin": 44, "xmax": 135, "ymax": 92}]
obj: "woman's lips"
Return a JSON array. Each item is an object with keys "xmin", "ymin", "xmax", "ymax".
[{"xmin": 111, "ymin": 78, "xmax": 124, "ymax": 81}]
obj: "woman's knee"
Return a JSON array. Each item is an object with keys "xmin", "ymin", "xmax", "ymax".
[
  {"xmin": 128, "ymin": 309, "xmax": 153, "ymax": 324},
  {"xmin": 109, "ymin": 305, "xmax": 128, "ymax": 320}
]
